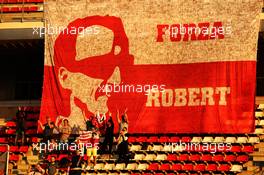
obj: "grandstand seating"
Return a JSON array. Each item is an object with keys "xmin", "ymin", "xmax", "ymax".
[{"xmin": 0, "ymin": 104, "xmax": 263, "ymax": 174}]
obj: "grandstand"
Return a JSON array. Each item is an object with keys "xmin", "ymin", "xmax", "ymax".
[{"xmin": 0, "ymin": 0, "xmax": 264, "ymax": 175}]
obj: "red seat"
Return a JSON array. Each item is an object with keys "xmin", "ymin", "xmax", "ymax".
[
  {"xmin": 136, "ymin": 136, "xmax": 147, "ymax": 143},
  {"xmin": 128, "ymin": 136, "xmax": 136, "ymax": 143},
  {"xmin": 47, "ymin": 154, "xmax": 57, "ymax": 161},
  {"xmin": 182, "ymin": 163, "xmax": 193, "ymax": 171},
  {"xmin": 19, "ymin": 146, "xmax": 28, "ymax": 153},
  {"xmin": 201, "ymin": 154, "xmax": 212, "ymax": 161},
  {"xmin": 212, "ymin": 154, "xmax": 224, "ymax": 162},
  {"xmin": 159, "ymin": 163, "xmax": 171, "ymax": 170},
  {"xmin": 167, "ymin": 154, "xmax": 178, "ymax": 161},
  {"xmin": 193, "ymin": 164, "xmax": 206, "ymax": 171},
  {"xmin": 159, "ymin": 136, "xmax": 169, "ymax": 143},
  {"xmin": 181, "ymin": 136, "xmax": 191, "ymax": 143},
  {"xmin": 218, "ymin": 164, "xmax": 230, "ymax": 171},
  {"xmin": 242, "ymin": 145, "xmax": 254, "ymax": 153},
  {"xmin": 0, "ymin": 146, "xmax": 8, "ymax": 152},
  {"xmin": 7, "ymin": 0, "xmax": 18, "ymax": 3},
  {"xmin": 171, "ymin": 163, "xmax": 182, "ymax": 170},
  {"xmin": 27, "ymin": 0, "xmax": 44, "ymax": 2},
  {"xmin": 6, "ymin": 129, "xmax": 16, "ymax": 134},
  {"xmin": 178, "ymin": 153, "xmax": 189, "ymax": 161},
  {"xmin": 206, "ymin": 164, "xmax": 217, "ymax": 171},
  {"xmin": 147, "ymin": 163, "xmax": 159, "ymax": 170},
  {"xmin": 189, "ymin": 154, "xmax": 200, "ymax": 161},
  {"xmin": 9, "ymin": 154, "xmax": 19, "ymax": 161},
  {"xmin": 6, "ymin": 121, "xmax": 16, "ymax": 127},
  {"xmin": 1, "ymin": 7, "xmax": 9, "ymax": 12},
  {"xmin": 147, "ymin": 136, "xmax": 159, "ymax": 143},
  {"xmin": 57, "ymin": 154, "xmax": 69, "ymax": 161},
  {"xmin": 224, "ymin": 154, "xmax": 236, "ymax": 162},
  {"xmin": 169, "ymin": 136, "xmax": 180, "ymax": 142},
  {"xmin": 230, "ymin": 145, "xmax": 241, "ymax": 153},
  {"xmin": 9, "ymin": 146, "xmax": 19, "ymax": 152},
  {"xmin": 29, "ymin": 6, "xmax": 38, "ymax": 11},
  {"xmin": 236, "ymin": 155, "xmax": 249, "ymax": 162},
  {"xmin": 26, "ymin": 129, "xmax": 37, "ymax": 135},
  {"xmin": 0, "ymin": 138, "xmax": 7, "ymax": 144},
  {"xmin": 26, "ymin": 121, "xmax": 37, "ymax": 128},
  {"xmin": 10, "ymin": 7, "xmax": 20, "ymax": 12},
  {"xmin": 31, "ymin": 137, "xmax": 38, "ymax": 143}
]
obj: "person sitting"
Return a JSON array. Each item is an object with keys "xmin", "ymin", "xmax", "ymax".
[{"xmin": 46, "ymin": 156, "xmax": 58, "ymax": 175}]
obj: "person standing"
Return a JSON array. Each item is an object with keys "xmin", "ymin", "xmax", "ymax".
[
  {"xmin": 102, "ymin": 115, "xmax": 114, "ymax": 156},
  {"xmin": 59, "ymin": 119, "xmax": 72, "ymax": 143},
  {"xmin": 116, "ymin": 108, "xmax": 129, "ymax": 134},
  {"xmin": 15, "ymin": 106, "xmax": 26, "ymax": 145},
  {"xmin": 38, "ymin": 116, "xmax": 53, "ymax": 143}
]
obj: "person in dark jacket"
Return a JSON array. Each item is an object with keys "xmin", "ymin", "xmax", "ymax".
[
  {"xmin": 15, "ymin": 106, "xmax": 26, "ymax": 145},
  {"xmin": 102, "ymin": 116, "xmax": 114, "ymax": 156},
  {"xmin": 39, "ymin": 116, "xmax": 53, "ymax": 143},
  {"xmin": 116, "ymin": 127, "xmax": 129, "ymax": 163}
]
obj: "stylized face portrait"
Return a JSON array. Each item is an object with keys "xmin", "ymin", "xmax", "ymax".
[{"xmin": 54, "ymin": 16, "xmax": 134, "ymax": 129}]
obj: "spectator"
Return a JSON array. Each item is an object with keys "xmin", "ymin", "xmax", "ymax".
[
  {"xmin": 86, "ymin": 127, "xmax": 99, "ymax": 169},
  {"xmin": 102, "ymin": 115, "xmax": 114, "ymax": 156},
  {"xmin": 38, "ymin": 116, "xmax": 53, "ymax": 143},
  {"xmin": 28, "ymin": 164, "xmax": 45, "ymax": 175},
  {"xmin": 59, "ymin": 119, "xmax": 72, "ymax": 143},
  {"xmin": 70, "ymin": 150, "xmax": 82, "ymax": 168},
  {"xmin": 116, "ymin": 127, "xmax": 129, "ymax": 163},
  {"xmin": 69, "ymin": 151, "xmax": 82, "ymax": 175},
  {"xmin": 116, "ymin": 108, "xmax": 129, "ymax": 134},
  {"xmin": 46, "ymin": 156, "xmax": 58, "ymax": 175},
  {"xmin": 15, "ymin": 106, "xmax": 26, "ymax": 145}
]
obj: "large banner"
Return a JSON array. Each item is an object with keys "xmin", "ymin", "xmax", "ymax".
[{"xmin": 39, "ymin": 0, "xmax": 262, "ymax": 133}]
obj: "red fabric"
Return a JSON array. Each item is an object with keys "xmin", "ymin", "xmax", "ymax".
[
  {"xmin": 40, "ymin": 16, "xmax": 256, "ymax": 134},
  {"xmin": 40, "ymin": 61, "xmax": 256, "ymax": 133}
]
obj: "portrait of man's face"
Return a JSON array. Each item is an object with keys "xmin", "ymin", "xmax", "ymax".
[
  {"xmin": 58, "ymin": 26, "xmax": 121, "ymax": 115},
  {"xmin": 53, "ymin": 16, "xmax": 134, "ymax": 128}
]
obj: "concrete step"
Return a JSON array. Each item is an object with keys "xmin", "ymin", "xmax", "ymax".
[
  {"xmin": 253, "ymin": 156, "xmax": 264, "ymax": 161},
  {"xmin": 250, "ymin": 152, "xmax": 264, "ymax": 157},
  {"xmin": 238, "ymin": 170, "xmax": 259, "ymax": 175},
  {"xmin": 254, "ymin": 143, "xmax": 264, "ymax": 148}
]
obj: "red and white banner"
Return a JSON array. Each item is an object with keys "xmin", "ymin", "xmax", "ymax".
[{"xmin": 39, "ymin": 0, "xmax": 262, "ymax": 133}]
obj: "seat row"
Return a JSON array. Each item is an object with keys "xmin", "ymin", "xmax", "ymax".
[
  {"xmin": 133, "ymin": 153, "xmax": 249, "ymax": 163},
  {"xmin": 1, "ymin": 0, "xmax": 43, "ymax": 4},
  {"xmin": 130, "ymin": 144, "xmax": 254, "ymax": 153},
  {"xmin": 0, "ymin": 6, "xmax": 41, "ymax": 12},
  {"xmin": 5, "ymin": 121, "xmax": 38, "ymax": 128},
  {"xmin": 91, "ymin": 162, "xmax": 243, "ymax": 173},
  {"xmin": 128, "ymin": 136, "xmax": 260, "ymax": 144}
]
